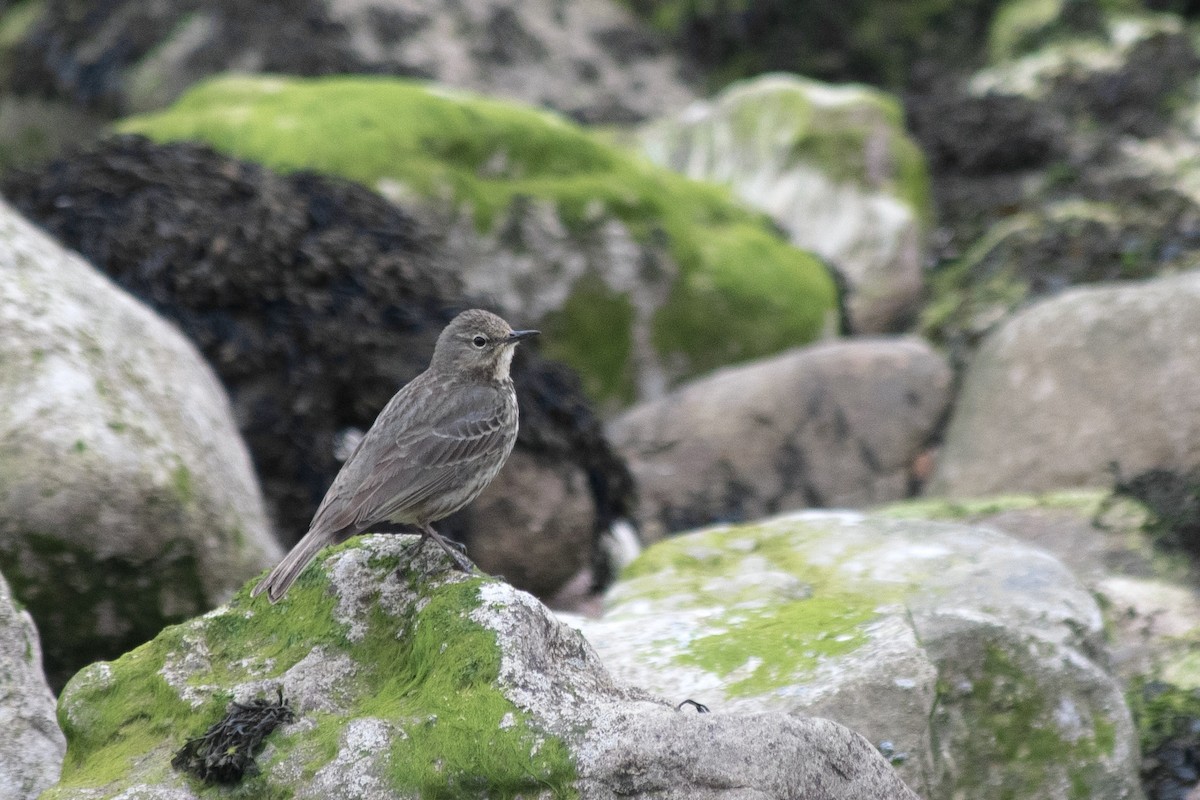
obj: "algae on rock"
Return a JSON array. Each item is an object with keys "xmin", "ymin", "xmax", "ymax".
[
  {"xmin": 118, "ymin": 74, "xmax": 839, "ymax": 405},
  {"xmin": 568, "ymin": 510, "xmax": 1143, "ymax": 800}
]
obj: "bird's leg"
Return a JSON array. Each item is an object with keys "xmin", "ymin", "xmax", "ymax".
[{"xmin": 415, "ymin": 522, "xmax": 474, "ymax": 573}]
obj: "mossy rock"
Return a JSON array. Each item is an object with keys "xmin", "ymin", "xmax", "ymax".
[
  {"xmin": 636, "ymin": 73, "xmax": 931, "ymax": 333},
  {"xmin": 920, "ymin": 200, "xmax": 1175, "ymax": 348},
  {"xmin": 572, "ymin": 510, "xmax": 1141, "ymax": 798},
  {"xmin": 45, "ymin": 533, "xmax": 922, "ymax": 799},
  {"xmin": 627, "ymin": 0, "xmax": 1000, "ymax": 89},
  {"xmin": 986, "ymin": 0, "xmax": 1137, "ymax": 62},
  {"xmin": 45, "ymin": 537, "xmax": 576, "ymax": 799},
  {"xmin": 116, "ymin": 74, "xmax": 839, "ymax": 405}
]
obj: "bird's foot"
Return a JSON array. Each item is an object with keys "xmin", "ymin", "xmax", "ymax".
[{"xmin": 411, "ymin": 526, "xmax": 475, "ymax": 574}]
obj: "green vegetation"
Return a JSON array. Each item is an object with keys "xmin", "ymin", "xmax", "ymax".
[
  {"xmin": 619, "ymin": 519, "xmax": 902, "ymax": 694},
  {"xmin": 118, "ymin": 74, "xmax": 838, "ymax": 402},
  {"xmin": 943, "ymin": 644, "xmax": 1120, "ymax": 800},
  {"xmin": 0, "ymin": 531, "xmax": 208, "ymax": 692},
  {"xmin": 44, "ymin": 538, "xmax": 577, "ymax": 799}
]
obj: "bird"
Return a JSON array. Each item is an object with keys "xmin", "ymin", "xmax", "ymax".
[{"xmin": 251, "ymin": 309, "xmax": 539, "ymax": 603}]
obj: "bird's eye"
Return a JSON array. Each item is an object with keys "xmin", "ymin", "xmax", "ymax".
[{"xmin": 472, "ymin": 335, "xmax": 487, "ymax": 348}]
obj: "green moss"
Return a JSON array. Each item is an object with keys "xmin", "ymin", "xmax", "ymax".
[
  {"xmin": 651, "ymin": 226, "xmax": 835, "ymax": 378},
  {"xmin": 0, "ymin": 532, "xmax": 208, "ymax": 692},
  {"xmin": 680, "ymin": 594, "xmax": 875, "ymax": 696},
  {"xmin": 539, "ymin": 274, "xmax": 636, "ymax": 403},
  {"xmin": 988, "ymin": 0, "xmax": 1138, "ymax": 62},
  {"xmin": 943, "ymin": 644, "xmax": 1119, "ymax": 799},
  {"xmin": 117, "ymin": 75, "xmax": 838, "ymax": 400},
  {"xmin": 620, "ymin": 520, "xmax": 900, "ymax": 693},
  {"xmin": 0, "ymin": 0, "xmax": 43, "ymax": 49},
  {"xmin": 171, "ymin": 465, "xmax": 194, "ymax": 505},
  {"xmin": 1128, "ymin": 677, "xmax": 1200, "ymax": 757},
  {"xmin": 875, "ymin": 489, "xmax": 1112, "ymax": 521},
  {"xmin": 46, "ymin": 538, "xmax": 578, "ymax": 799}
]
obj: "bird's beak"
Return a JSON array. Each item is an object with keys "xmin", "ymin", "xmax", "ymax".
[{"xmin": 505, "ymin": 329, "xmax": 540, "ymax": 345}]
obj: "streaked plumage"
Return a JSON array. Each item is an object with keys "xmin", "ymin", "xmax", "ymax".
[{"xmin": 252, "ymin": 309, "xmax": 538, "ymax": 603}]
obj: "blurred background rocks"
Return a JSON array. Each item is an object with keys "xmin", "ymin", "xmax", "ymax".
[{"xmin": 4, "ymin": 0, "xmax": 1200, "ymax": 796}]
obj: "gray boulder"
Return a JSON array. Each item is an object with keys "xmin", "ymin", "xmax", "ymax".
[
  {"xmin": 929, "ymin": 269, "xmax": 1200, "ymax": 498},
  {"xmin": 42, "ymin": 535, "xmax": 918, "ymax": 800},
  {"xmin": 609, "ymin": 338, "xmax": 951, "ymax": 540},
  {"xmin": 567, "ymin": 510, "xmax": 1143, "ymax": 800},
  {"xmin": 0, "ymin": 569, "xmax": 63, "ymax": 800},
  {"xmin": 638, "ymin": 73, "xmax": 931, "ymax": 333},
  {"xmin": 0, "ymin": 0, "xmax": 695, "ymax": 139},
  {"xmin": 0, "ymin": 198, "xmax": 279, "ymax": 689},
  {"xmin": 879, "ymin": 490, "xmax": 1200, "ymax": 688}
]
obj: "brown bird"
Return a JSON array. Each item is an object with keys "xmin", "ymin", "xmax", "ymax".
[{"xmin": 252, "ymin": 309, "xmax": 538, "ymax": 603}]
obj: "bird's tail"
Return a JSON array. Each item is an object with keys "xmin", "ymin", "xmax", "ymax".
[{"xmin": 251, "ymin": 528, "xmax": 335, "ymax": 603}]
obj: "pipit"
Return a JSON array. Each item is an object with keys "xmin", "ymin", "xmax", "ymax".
[{"xmin": 252, "ymin": 309, "xmax": 538, "ymax": 602}]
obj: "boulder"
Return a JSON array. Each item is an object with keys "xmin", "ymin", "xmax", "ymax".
[
  {"xmin": 928, "ymin": 270, "xmax": 1200, "ymax": 498},
  {"xmin": 110, "ymin": 74, "xmax": 840, "ymax": 406},
  {"xmin": 568, "ymin": 510, "xmax": 1143, "ymax": 800},
  {"xmin": 1, "ymin": 135, "xmax": 637, "ymax": 604},
  {"xmin": 0, "ymin": 197, "xmax": 279, "ymax": 689},
  {"xmin": 910, "ymin": 7, "xmax": 1200, "ymax": 348},
  {"xmin": 638, "ymin": 73, "xmax": 931, "ymax": 332},
  {"xmin": 608, "ymin": 338, "xmax": 951, "ymax": 540},
  {"xmin": 42, "ymin": 535, "xmax": 919, "ymax": 800},
  {"xmin": 0, "ymin": 569, "xmax": 63, "ymax": 800},
  {"xmin": 879, "ymin": 490, "xmax": 1200, "ymax": 687},
  {"xmin": 0, "ymin": 0, "xmax": 695, "ymax": 123}
]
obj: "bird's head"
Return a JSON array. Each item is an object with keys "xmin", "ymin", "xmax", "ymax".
[{"xmin": 431, "ymin": 309, "xmax": 539, "ymax": 381}]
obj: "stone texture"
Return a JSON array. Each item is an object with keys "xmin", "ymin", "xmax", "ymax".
[
  {"xmin": 638, "ymin": 73, "xmax": 931, "ymax": 332},
  {"xmin": 567, "ymin": 510, "xmax": 1143, "ymax": 800},
  {"xmin": 42, "ymin": 535, "xmax": 919, "ymax": 800},
  {"xmin": 0, "ymin": 197, "xmax": 279, "ymax": 689},
  {"xmin": 929, "ymin": 270, "xmax": 1200, "ymax": 498},
  {"xmin": 609, "ymin": 338, "xmax": 951, "ymax": 540},
  {"xmin": 879, "ymin": 490, "xmax": 1200, "ymax": 688},
  {"xmin": 0, "ymin": 569, "xmax": 64, "ymax": 800},
  {"xmin": 1, "ymin": 0, "xmax": 696, "ymax": 124}
]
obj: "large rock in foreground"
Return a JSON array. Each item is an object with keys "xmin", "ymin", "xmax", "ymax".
[
  {"xmin": 568, "ymin": 511, "xmax": 1143, "ymax": 800},
  {"xmin": 609, "ymin": 338, "xmax": 951, "ymax": 539},
  {"xmin": 0, "ymin": 198, "xmax": 279, "ymax": 689},
  {"xmin": 43, "ymin": 535, "xmax": 919, "ymax": 800},
  {"xmin": 639, "ymin": 73, "xmax": 931, "ymax": 333},
  {"xmin": 0, "ymin": 569, "xmax": 63, "ymax": 800},
  {"xmin": 929, "ymin": 270, "xmax": 1200, "ymax": 498}
]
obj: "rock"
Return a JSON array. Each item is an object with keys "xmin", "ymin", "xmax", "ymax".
[
  {"xmin": 928, "ymin": 270, "xmax": 1200, "ymax": 498},
  {"xmin": 567, "ymin": 510, "xmax": 1144, "ymax": 800},
  {"xmin": 909, "ymin": 7, "xmax": 1200, "ymax": 348},
  {"xmin": 0, "ymin": 0, "xmax": 695, "ymax": 124},
  {"xmin": 878, "ymin": 490, "xmax": 1200, "ymax": 688},
  {"xmin": 880, "ymin": 489, "xmax": 1200, "ymax": 800},
  {"xmin": 608, "ymin": 338, "xmax": 951, "ymax": 540},
  {"xmin": 638, "ymin": 73, "xmax": 931, "ymax": 333},
  {"xmin": 0, "ymin": 197, "xmax": 279, "ymax": 689},
  {"xmin": 0, "ymin": 569, "xmax": 63, "ymax": 800},
  {"xmin": 42, "ymin": 535, "xmax": 919, "ymax": 800},
  {"xmin": 625, "ymin": 0, "xmax": 999, "ymax": 88},
  {"xmin": 109, "ymin": 74, "xmax": 840, "ymax": 406},
  {"xmin": 921, "ymin": 199, "xmax": 1189, "ymax": 349},
  {"xmin": 1, "ymin": 135, "xmax": 637, "ymax": 605}
]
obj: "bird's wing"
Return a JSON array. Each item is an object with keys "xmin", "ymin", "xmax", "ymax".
[{"xmin": 307, "ymin": 376, "xmax": 513, "ymax": 535}]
